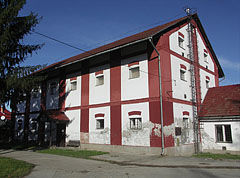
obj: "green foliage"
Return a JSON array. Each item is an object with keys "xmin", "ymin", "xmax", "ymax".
[
  {"xmin": 0, "ymin": 0, "xmax": 45, "ymax": 107},
  {"xmin": 0, "ymin": 156, "xmax": 34, "ymax": 178},
  {"xmin": 37, "ymin": 148, "xmax": 109, "ymax": 159},
  {"xmin": 193, "ymin": 152, "xmax": 240, "ymax": 160}
]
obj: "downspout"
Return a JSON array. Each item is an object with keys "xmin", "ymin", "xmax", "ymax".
[{"xmin": 149, "ymin": 37, "xmax": 165, "ymax": 155}]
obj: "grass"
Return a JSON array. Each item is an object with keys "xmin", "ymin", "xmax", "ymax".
[
  {"xmin": 193, "ymin": 152, "xmax": 240, "ymax": 160},
  {"xmin": 0, "ymin": 157, "xmax": 34, "ymax": 178},
  {"xmin": 37, "ymin": 148, "xmax": 108, "ymax": 159}
]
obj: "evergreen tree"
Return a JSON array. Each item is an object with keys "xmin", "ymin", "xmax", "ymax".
[{"xmin": 0, "ymin": 0, "xmax": 45, "ymax": 143}]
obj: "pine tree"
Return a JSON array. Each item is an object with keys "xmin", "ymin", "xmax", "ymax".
[{"xmin": 0, "ymin": 0, "xmax": 45, "ymax": 143}]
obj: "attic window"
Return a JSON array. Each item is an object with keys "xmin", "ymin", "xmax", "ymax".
[
  {"xmin": 129, "ymin": 65, "xmax": 140, "ymax": 79},
  {"xmin": 178, "ymin": 32, "xmax": 184, "ymax": 49},
  {"xmin": 180, "ymin": 64, "xmax": 187, "ymax": 81},
  {"xmin": 204, "ymin": 49, "xmax": 208, "ymax": 63},
  {"xmin": 206, "ymin": 76, "xmax": 210, "ymax": 89},
  {"xmin": 96, "ymin": 75, "xmax": 104, "ymax": 86},
  {"xmin": 70, "ymin": 80, "xmax": 77, "ymax": 91}
]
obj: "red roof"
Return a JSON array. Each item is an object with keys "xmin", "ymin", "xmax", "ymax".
[
  {"xmin": 198, "ymin": 84, "xmax": 240, "ymax": 118},
  {"xmin": 0, "ymin": 108, "xmax": 11, "ymax": 120}
]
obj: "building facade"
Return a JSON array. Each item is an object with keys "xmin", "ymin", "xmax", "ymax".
[{"xmin": 14, "ymin": 13, "xmax": 224, "ymax": 155}]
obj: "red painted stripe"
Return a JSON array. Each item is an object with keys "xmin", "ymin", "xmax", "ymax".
[
  {"xmin": 70, "ymin": 77, "xmax": 77, "ymax": 81},
  {"xmin": 81, "ymin": 74, "xmax": 89, "ymax": 106},
  {"xmin": 183, "ymin": 111, "xmax": 190, "ymax": 116},
  {"xmin": 80, "ymin": 108, "xmax": 89, "ymax": 133},
  {"xmin": 128, "ymin": 61, "xmax": 139, "ymax": 67},
  {"xmin": 110, "ymin": 57, "xmax": 122, "ymax": 145},
  {"xmin": 95, "ymin": 113, "xmax": 105, "ymax": 118},
  {"xmin": 178, "ymin": 32, "xmax": 184, "ymax": 38},
  {"xmin": 128, "ymin": 111, "xmax": 141, "ymax": 116},
  {"xmin": 180, "ymin": 64, "xmax": 187, "ymax": 70},
  {"xmin": 95, "ymin": 71, "xmax": 103, "ymax": 76}
]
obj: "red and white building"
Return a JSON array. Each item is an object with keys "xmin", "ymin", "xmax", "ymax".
[{"xmin": 14, "ymin": 13, "xmax": 224, "ymax": 155}]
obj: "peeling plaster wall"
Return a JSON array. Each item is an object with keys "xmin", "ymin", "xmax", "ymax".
[
  {"xmin": 202, "ymin": 121, "xmax": 240, "ymax": 151},
  {"xmin": 89, "ymin": 106, "xmax": 110, "ymax": 144},
  {"xmin": 122, "ymin": 102, "xmax": 150, "ymax": 146},
  {"xmin": 65, "ymin": 110, "xmax": 80, "ymax": 142},
  {"xmin": 173, "ymin": 103, "xmax": 194, "ymax": 146}
]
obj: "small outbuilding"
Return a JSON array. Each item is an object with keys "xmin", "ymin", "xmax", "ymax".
[{"xmin": 199, "ymin": 84, "xmax": 240, "ymax": 153}]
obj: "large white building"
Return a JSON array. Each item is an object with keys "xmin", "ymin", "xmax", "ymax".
[{"xmin": 14, "ymin": 13, "xmax": 224, "ymax": 155}]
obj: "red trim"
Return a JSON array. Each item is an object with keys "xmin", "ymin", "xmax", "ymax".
[
  {"xmin": 180, "ymin": 64, "xmax": 187, "ymax": 70},
  {"xmin": 206, "ymin": 76, "xmax": 210, "ymax": 80},
  {"xmin": 183, "ymin": 111, "xmax": 190, "ymax": 116},
  {"xmin": 178, "ymin": 32, "xmax": 184, "ymax": 38},
  {"xmin": 95, "ymin": 113, "xmax": 105, "ymax": 118},
  {"xmin": 110, "ymin": 58, "xmax": 122, "ymax": 145},
  {"xmin": 95, "ymin": 71, "xmax": 103, "ymax": 76},
  {"xmin": 204, "ymin": 49, "xmax": 208, "ymax": 54},
  {"xmin": 128, "ymin": 111, "xmax": 141, "ymax": 116},
  {"xmin": 128, "ymin": 61, "xmax": 139, "ymax": 67},
  {"xmin": 70, "ymin": 77, "xmax": 77, "ymax": 81}
]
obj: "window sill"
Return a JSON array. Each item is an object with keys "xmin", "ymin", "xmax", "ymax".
[{"xmin": 216, "ymin": 141, "xmax": 233, "ymax": 144}]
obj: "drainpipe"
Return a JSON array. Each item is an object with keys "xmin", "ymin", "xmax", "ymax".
[{"xmin": 149, "ymin": 37, "xmax": 165, "ymax": 155}]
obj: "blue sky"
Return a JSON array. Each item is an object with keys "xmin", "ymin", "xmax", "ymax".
[{"xmin": 20, "ymin": 0, "xmax": 240, "ymax": 86}]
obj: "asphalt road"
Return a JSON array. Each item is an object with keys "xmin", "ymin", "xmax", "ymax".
[{"xmin": 1, "ymin": 150, "xmax": 239, "ymax": 178}]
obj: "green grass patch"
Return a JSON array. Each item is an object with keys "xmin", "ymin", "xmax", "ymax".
[
  {"xmin": 193, "ymin": 152, "xmax": 240, "ymax": 160},
  {"xmin": 0, "ymin": 157, "xmax": 34, "ymax": 178},
  {"xmin": 37, "ymin": 148, "xmax": 108, "ymax": 159}
]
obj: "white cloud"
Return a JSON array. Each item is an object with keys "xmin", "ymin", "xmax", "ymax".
[{"xmin": 219, "ymin": 58, "xmax": 240, "ymax": 71}]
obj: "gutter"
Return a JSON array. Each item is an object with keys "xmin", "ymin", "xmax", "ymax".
[
  {"xmin": 199, "ymin": 116, "xmax": 240, "ymax": 122},
  {"xmin": 149, "ymin": 37, "xmax": 165, "ymax": 155}
]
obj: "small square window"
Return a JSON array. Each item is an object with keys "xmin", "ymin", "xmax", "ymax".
[
  {"xmin": 50, "ymin": 82, "xmax": 57, "ymax": 95},
  {"xmin": 216, "ymin": 125, "xmax": 232, "ymax": 143},
  {"xmin": 129, "ymin": 66, "xmax": 140, "ymax": 79},
  {"xmin": 180, "ymin": 69, "xmax": 186, "ymax": 81},
  {"xmin": 130, "ymin": 118, "xmax": 142, "ymax": 130},
  {"xmin": 96, "ymin": 75, "xmax": 104, "ymax": 86},
  {"xmin": 178, "ymin": 37, "xmax": 184, "ymax": 48},
  {"xmin": 96, "ymin": 119, "xmax": 104, "ymax": 129},
  {"xmin": 206, "ymin": 80, "xmax": 210, "ymax": 89},
  {"xmin": 70, "ymin": 80, "xmax": 77, "ymax": 91}
]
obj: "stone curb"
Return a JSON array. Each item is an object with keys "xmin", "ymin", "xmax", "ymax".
[{"xmin": 91, "ymin": 158, "xmax": 240, "ymax": 169}]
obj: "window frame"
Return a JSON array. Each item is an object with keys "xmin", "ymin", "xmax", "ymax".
[
  {"xmin": 178, "ymin": 36, "xmax": 184, "ymax": 49},
  {"xmin": 129, "ymin": 117, "xmax": 142, "ymax": 130},
  {"xmin": 70, "ymin": 80, "xmax": 77, "ymax": 91},
  {"xmin": 95, "ymin": 74, "xmax": 104, "ymax": 86},
  {"xmin": 215, "ymin": 124, "xmax": 232, "ymax": 143},
  {"xmin": 96, "ymin": 119, "xmax": 104, "ymax": 129},
  {"xmin": 180, "ymin": 68, "xmax": 186, "ymax": 81},
  {"xmin": 206, "ymin": 79, "xmax": 210, "ymax": 89},
  {"xmin": 129, "ymin": 65, "xmax": 140, "ymax": 79}
]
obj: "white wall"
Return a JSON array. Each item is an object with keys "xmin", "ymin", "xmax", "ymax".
[
  {"xmin": 169, "ymin": 24, "xmax": 189, "ymax": 57},
  {"xmin": 196, "ymin": 29, "xmax": 215, "ymax": 72},
  {"xmin": 65, "ymin": 110, "xmax": 80, "ymax": 142},
  {"xmin": 89, "ymin": 65, "xmax": 110, "ymax": 105},
  {"xmin": 171, "ymin": 55, "xmax": 192, "ymax": 102},
  {"xmin": 89, "ymin": 106, "xmax": 110, "ymax": 144},
  {"xmin": 173, "ymin": 103, "xmax": 194, "ymax": 145},
  {"xmin": 121, "ymin": 54, "xmax": 149, "ymax": 101},
  {"xmin": 65, "ymin": 72, "xmax": 81, "ymax": 108},
  {"xmin": 202, "ymin": 121, "xmax": 240, "ymax": 151},
  {"xmin": 46, "ymin": 78, "xmax": 59, "ymax": 110},
  {"xmin": 199, "ymin": 69, "xmax": 216, "ymax": 100},
  {"xmin": 121, "ymin": 102, "xmax": 150, "ymax": 146}
]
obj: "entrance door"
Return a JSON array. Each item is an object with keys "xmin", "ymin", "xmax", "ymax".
[{"xmin": 56, "ymin": 124, "xmax": 66, "ymax": 147}]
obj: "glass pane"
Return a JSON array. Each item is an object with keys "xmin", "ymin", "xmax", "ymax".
[
  {"xmin": 129, "ymin": 67, "xmax": 140, "ymax": 79},
  {"xmin": 216, "ymin": 125, "xmax": 223, "ymax": 142},
  {"xmin": 96, "ymin": 75, "xmax": 104, "ymax": 86},
  {"xmin": 224, "ymin": 125, "xmax": 232, "ymax": 142}
]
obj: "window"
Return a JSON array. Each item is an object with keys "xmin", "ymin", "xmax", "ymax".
[
  {"xmin": 183, "ymin": 117, "xmax": 189, "ymax": 129},
  {"xmin": 70, "ymin": 80, "xmax": 77, "ymax": 91},
  {"xmin": 130, "ymin": 118, "xmax": 142, "ymax": 130},
  {"xmin": 180, "ymin": 69, "xmax": 186, "ymax": 81},
  {"xmin": 204, "ymin": 50, "xmax": 208, "ymax": 63},
  {"xmin": 206, "ymin": 80, "xmax": 210, "ymax": 89},
  {"xmin": 216, "ymin": 125, "xmax": 232, "ymax": 143},
  {"xmin": 129, "ymin": 66, "xmax": 140, "ymax": 79},
  {"xmin": 50, "ymin": 82, "xmax": 57, "ymax": 95},
  {"xmin": 96, "ymin": 119, "xmax": 104, "ymax": 129},
  {"xmin": 96, "ymin": 75, "xmax": 104, "ymax": 86},
  {"xmin": 178, "ymin": 37, "xmax": 184, "ymax": 48},
  {"xmin": 32, "ymin": 88, "xmax": 39, "ymax": 98}
]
